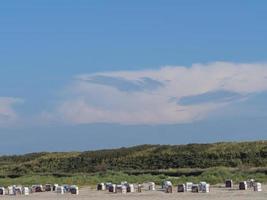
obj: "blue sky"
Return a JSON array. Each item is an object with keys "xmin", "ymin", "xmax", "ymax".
[{"xmin": 0, "ymin": 0, "xmax": 267, "ymax": 154}]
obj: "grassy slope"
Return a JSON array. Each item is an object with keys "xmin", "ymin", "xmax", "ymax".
[{"xmin": 0, "ymin": 141, "xmax": 266, "ymax": 186}]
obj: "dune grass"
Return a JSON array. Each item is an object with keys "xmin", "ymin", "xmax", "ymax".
[{"xmin": 0, "ymin": 167, "xmax": 266, "ymax": 187}]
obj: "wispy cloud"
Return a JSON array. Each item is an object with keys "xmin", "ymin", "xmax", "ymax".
[
  {"xmin": 0, "ymin": 97, "xmax": 23, "ymax": 126},
  {"xmin": 46, "ymin": 62, "xmax": 267, "ymax": 125},
  {"xmin": 78, "ymin": 75, "xmax": 164, "ymax": 92},
  {"xmin": 178, "ymin": 90, "xmax": 247, "ymax": 106}
]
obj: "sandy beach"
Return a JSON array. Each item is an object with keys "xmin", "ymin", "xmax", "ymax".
[{"xmin": 1, "ymin": 185, "xmax": 266, "ymax": 200}]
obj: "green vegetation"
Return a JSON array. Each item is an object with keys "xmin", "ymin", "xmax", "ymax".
[
  {"xmin": 0, "ymin": 141, "xmax": 266, "ymax": 186},
  {"xmin": 0, "ymin": 168, "xmax": 266, "ymax": 187}
]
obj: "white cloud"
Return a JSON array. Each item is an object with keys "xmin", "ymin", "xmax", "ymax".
[
  {"xmin": 51, "ymin": 62, "xmax": 267, "ymax": 125},
  {"xmin": 0, "ymin": 97, "xmax": 23, "ymax": 126}
]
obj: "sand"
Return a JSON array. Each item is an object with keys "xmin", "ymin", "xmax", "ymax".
[{"xmin": 1, "ymin": 185, "xmax": 267, "ymax": 200}]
